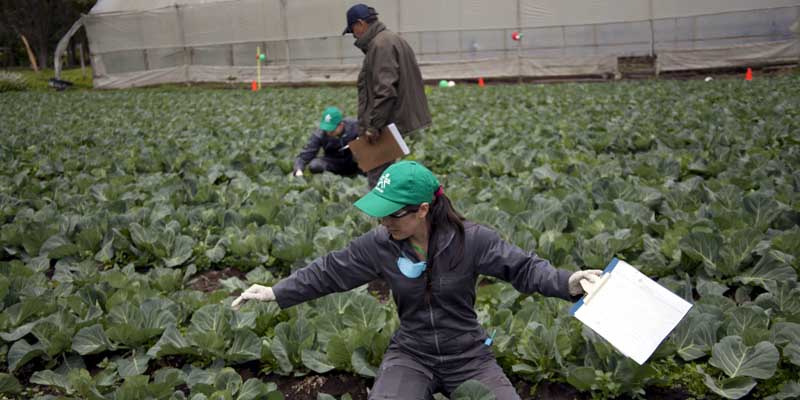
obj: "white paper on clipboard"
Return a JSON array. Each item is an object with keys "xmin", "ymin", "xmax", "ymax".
[{"xmin": 569, "ymin": 258, "xmax": 693, "ymax": 365}]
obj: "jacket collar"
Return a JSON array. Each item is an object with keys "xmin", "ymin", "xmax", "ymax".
[
  {"xmin": 377, "ymin": 223, "xmax": 457, "ymax": 262},
  {"xmin": 354, "ymin": 21, "xmax": 386, "ymax": 54}
]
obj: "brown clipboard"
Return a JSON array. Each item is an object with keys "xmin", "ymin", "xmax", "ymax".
[{"xmin": 348, "ymin": 123, "xmax": 410, "ymax": 172}]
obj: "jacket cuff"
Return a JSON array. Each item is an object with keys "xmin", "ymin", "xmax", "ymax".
[
  {"xmin": 271, "ymin": 282, "xmax": 297, "ymax": 309},
  {"xmin": 557, "ymin": 269, "xmax": 577, "ymax": 301}
]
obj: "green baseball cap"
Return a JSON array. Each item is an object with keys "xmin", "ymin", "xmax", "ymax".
[
  {"xmin": 354, "ymin": 161, "xmax": 441, "ymax": 217},
  {"xmin": 319, "ymin": 106, "xmax": 343, "ymax": 132}
]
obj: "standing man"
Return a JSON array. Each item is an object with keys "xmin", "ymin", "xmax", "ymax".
[
  {"xmin": 343, "ymin": 3, "xmax": 432, "ymax": 188},
  {"xmin": 293, "ymin": 106, "xmax": 360, "ymax": 177}
]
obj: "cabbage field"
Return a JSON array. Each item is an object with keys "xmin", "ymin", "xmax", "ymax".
[{"xmin": 0, "ymin": 75, "xmax": 799, "ymax": 399}]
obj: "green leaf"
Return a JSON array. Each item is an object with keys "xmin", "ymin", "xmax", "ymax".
[
  {"xmin": 188, "ymin": 304, "xmax": 232, "ymax": 356},
  {"xmin": 231, "ymin": 311, "xmax": 257, "ymax": 331},
  {"xmin": 326, "ymin": 334, "xmax": 352, "ymax": 370},
  {"xmin": 68, "ymin": 368, "xmax": 105, "ymax": 400},
  {"xmin": 756, "ymin": 281, "xmax": 800, "ymax": 317},
  {"xmin": 771, "ymin": 228, "xmax": 800, "ymax": 257},
  {"xmin": 30, "ymin": 369, "xmax": 71, "ymax": 392},
  {"xmin": 313, "ymin": 226, "xmax": 347, "ymax": 254},
  {"xmin": 342, "ymin": 293, "xmax": 386, "ymax": 331},
  {"xmin": 0, "ymin": 373, "xmax": 22, "ymax": 394},
  {"xmin": 214, "ymin": 368, "xmax": 242, "ymax": 394},
  {"xmin": 736, "ymin": 251, "xmax": 797, "ymax": 289},
  {"xmin": 164, "ymin": 235, "xmax": 196, "ymax": 267},
  {"xmin": 672, "ymin": 312, "xmax": 720, "ymax": 361},
  {"xmin": 770, "ymin": 322, "xmax": 800, "ymax": 347},
  {"xmin": 743, "ymin": 192, "xmax": 781, "ymax": 230},
  {"xmin": 350, "ymin": 348, "xmax": 376, "ymax": 377},
  {"xmin": 709, "ymin": 336, "xmax": 779, "ymax": 379},
  {"xmin": 227, "ymin": 329, "xmax": 262, "ymax": 364},
  {"xmin": 153, "ymin": 367, "xmax": 186, "ymax": 386},
  {"xmin": 32, "ymin": 319, "xmax": 74, "ymax": 356},
  {"xmin": 272, "ymin": 318, "xmax": 315, "ymax": 374},
  {"xmin": 71, "ymin": 324, "xmax": 113, "ymax": 355},
  {"xmin": 301, "ymin": 349, "xmax": 335, "ymax": 373},
  {"xmin": 725, "ymin": 305, "xmax": 770, "ymax": 337},
  {"xmin": 237, "ymin": 378, "xmax": 270, "ymax": 400},
  {"xmin": 205, "ymin": 239, "xmax": 227, "ymax": 263},
  {"xmin": 785, "ymin": 343, "xmax": 800, "ymax": 367},
  {"xmin": 185, "ymin": 365, "xmax": 215, "ymax": 389},
  {"xmin": 719, "ymin": 228, "xmax": 760, "ymax": 273},
  {"xmin": 94, "ymin": 238, "xmax": 115, "ymax": 263},
  {"xmin": 0, "ymin": 320, "xmax": 38, "ymax": 342},
  {"xmin": 147, "ymin": 324, "xmax": 197, "ymax": 358},
  {"xmin": 450, "ymin": 379, "xmax": 496, "ymax": 400},
  {"xmin": 702, "ymin": 373, "xmax": 756, "ymax": 399},
  {"xmin": 765, "ymin": 381, "xmax": 800, "ymax": 400},
  {"xmin": 40, "ymin": 234, "xmax": 79, "ymax": 258},
  {"xmin": 114, "ymin": 375, "xmax": 152, "ymax": 400},
  {"xmin": 116, "ymin": 353, "xmax": 152, "ymax": 377},
  {"xmin": 679, "ymin": 231, "xmax": 722, "ymax": 274},
  {"xmin": 567, "ymin": 367, "xmax": 599, "ymax": 391},
  {"xmin": 7, "ymin": 339, "xmax": 45, "ymax": 372},
  {"xmin": 696, "ymin": 276, "xmax": 728, "ymax": 297},
  {"xmin": 106, "ymin": 302, "xmax": 161, "ymax": 347}
]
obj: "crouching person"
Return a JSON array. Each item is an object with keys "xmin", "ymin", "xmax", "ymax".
[
  {"xmin": 234, "ymin": 161, "xmax": 601, "ymax": 399},
  {"xmin": 293, "ymin": 106, "xmax": 360, "ymax": 177}
]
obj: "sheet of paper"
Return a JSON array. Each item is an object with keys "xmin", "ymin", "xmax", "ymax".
[
  {"xmin": 569, "ymin": 258, "xmax": 693, "ymax": 365},
  {"xmin": 386, "ymin": 123, "xmax": 410, "ymax": 155}
]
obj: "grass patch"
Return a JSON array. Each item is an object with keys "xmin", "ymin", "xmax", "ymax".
[{"xmin": 0, "ymin": 67, "xmax": 93, "ymax": 91}]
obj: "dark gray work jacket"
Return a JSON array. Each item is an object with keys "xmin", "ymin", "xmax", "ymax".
[
  {"xmin": 355, "ymin": 21, "xmax": 431, "ymax": 135},
  {"xmin": 272, "ymin": 221, "xmax": 574, "ymax": 364}
]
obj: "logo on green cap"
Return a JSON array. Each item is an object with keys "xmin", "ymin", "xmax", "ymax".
[{"xmin": 376, "ymin": 173, "xmax": 391, "ymax": 193}]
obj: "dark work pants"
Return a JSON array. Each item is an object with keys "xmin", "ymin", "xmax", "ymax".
[
  {"xmin": 308, "ymin": 157, "xmax": 360, "ymax": 176},
  {"xmin": 369, "ymin": 346, "xmax": 520, "ymax": 400}
]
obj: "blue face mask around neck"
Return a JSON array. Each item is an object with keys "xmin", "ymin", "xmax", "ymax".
[{"xmin": 397, "ymin": 256, "xmax": 427, "ymax": 279}]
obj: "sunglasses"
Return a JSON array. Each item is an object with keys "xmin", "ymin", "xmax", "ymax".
[{"xmin": 385, "ymin": 206, "xmax": 419, "ymax": 219}]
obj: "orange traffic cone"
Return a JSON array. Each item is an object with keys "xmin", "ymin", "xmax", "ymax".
[
  {"xmin": 251, "ymin": 80, "xmax": 258, "ymax": 91},
  {"xmin": 745, "ymin": 68, "xmax": 753, "ymax": 81},
  {"xmin": 478, "ymin": 77, "xmax": 485, "ymax": 87}
]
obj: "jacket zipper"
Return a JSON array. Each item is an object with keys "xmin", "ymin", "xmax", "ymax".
[{"xmin": 428, "ymin": 304, "xmax": 442, "ymax": 360}]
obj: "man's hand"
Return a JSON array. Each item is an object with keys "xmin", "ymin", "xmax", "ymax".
[
  {"xmin": 231, "ymin": 284, "xmax": 275, "ymax": 310},
  {"xmin": 568, "ymin": 270, "xmax": 603, "ymax": 296},
  {"xmin": 293, "ymin": 169, "xmax": 304, "ymax": 177},
  {"xmin": 364, "ymin": 128, "xmax": 380, "ymax": 144}
]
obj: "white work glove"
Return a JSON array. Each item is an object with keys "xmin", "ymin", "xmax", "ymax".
[
  {"xmin": 568, "ymin": 270, "xmax": 603, "ymax": 296},
  {"xmin": 231, "ymin": 284, "xmax": 275, "ymax": 310},
  {"xmin": 293, "ymin": 170, "xmax": 304, "ymax": 177}
]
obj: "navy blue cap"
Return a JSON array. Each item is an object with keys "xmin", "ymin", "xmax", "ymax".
[{"xmin": 343, "ymin": 4, "xmax": 378, "ymax": 35}]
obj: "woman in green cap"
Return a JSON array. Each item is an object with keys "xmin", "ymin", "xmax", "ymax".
[{"xmin": 232, "ymin": 160, "xmax": 601, "ymax": 399}]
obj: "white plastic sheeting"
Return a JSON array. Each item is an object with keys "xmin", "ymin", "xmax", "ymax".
[
  {"xmin": 657, "ymin": 39, "xmax": 800, "ymax": 71},
  {"xmin": 84, "ymin": 0, "xmax": 800, "ymax": 88}
]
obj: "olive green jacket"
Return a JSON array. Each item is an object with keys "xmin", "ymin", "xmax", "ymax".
[{"xmin": 355, "ymin": 21, "xmax": 432, "ymax": 135}]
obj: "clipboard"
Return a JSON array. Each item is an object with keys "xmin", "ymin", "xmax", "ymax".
[
  {"xmin": 348, "ymin": 123, "xmax": 410, "ymax": 172},
  {"xmin": 569, "ymin": 258, "xmax": 693, "ymax": 365}
]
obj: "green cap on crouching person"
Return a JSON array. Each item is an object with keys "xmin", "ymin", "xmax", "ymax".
[
  {"xmin": 319, "ymin": 106, "xmax": 343, "ymax": 132},
  {"xmin": 354, "ymin": 161, "xmax": 441, "ymax": 217}
]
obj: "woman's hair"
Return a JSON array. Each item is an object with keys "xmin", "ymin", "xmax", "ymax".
[{"xmin": 423, "ymin": 192, "xmax": 465, "ymax": 303}]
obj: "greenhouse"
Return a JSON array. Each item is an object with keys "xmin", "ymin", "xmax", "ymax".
[{"xmin": 64, "ymin": 0, "xmax": 800, "ymax": 88}]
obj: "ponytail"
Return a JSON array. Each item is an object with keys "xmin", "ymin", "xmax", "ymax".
[{"xmin": 423, "ymin": 190, "xmax": 465, "ymax": 303}]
